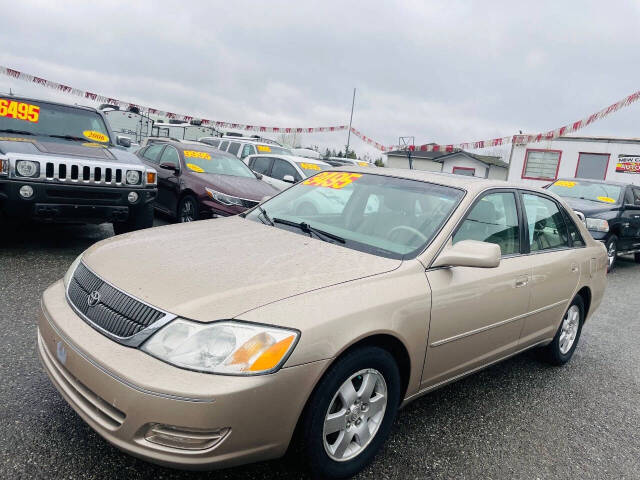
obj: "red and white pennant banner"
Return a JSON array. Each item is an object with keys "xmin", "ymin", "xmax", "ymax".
[{"xmin": 2, "ymin": 65, "xmax": 639, "ymax": 152}]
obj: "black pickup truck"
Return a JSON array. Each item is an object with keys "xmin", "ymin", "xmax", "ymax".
[
  {"xmin": 547, "ymin": 178, "xmax": 640, "ymax": 270},
  {"xmin": 0, "ymin": 96, "xmax": 157, "ymax": 234}
]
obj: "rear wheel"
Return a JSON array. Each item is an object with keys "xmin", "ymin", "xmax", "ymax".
[
  {"xmin": 301, "ymin": 346, "xmax": 401, "ymax": 479},
  {"xmin": 177, "ymin": 195, "xmax": 198, "ymax": 223},
  {"xmin": 542, "ymin": 295, "xmax": 585, "ymax": 366},
  {"xmin": 605, "ymin": 235, "xmax": 618, "ymax": 272}
]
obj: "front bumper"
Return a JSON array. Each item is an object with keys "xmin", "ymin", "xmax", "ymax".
[
  {"xmin": 38, "ymin": 280, "xmax": 328, "ymax": 470},
  {"xmin": 0, "ymin": 179, "xmax": 156, "ymax": 223}
]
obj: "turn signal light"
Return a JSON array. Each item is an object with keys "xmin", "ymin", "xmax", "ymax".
[
  {"xmin": 0, "ymin": 158, "xmax": 8, "ymax": 176},
  {"xmin": 249, "ymin": 335, "xmax": 296, "ymax": 371},
  {"xmin": 146, "ymin": 171, "xmax": 157, "ymax": 185}
]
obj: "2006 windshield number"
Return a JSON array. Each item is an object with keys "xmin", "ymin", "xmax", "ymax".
[{"xmin": 0, "ymin": 100, "xmax": 40, "ymax": 123}]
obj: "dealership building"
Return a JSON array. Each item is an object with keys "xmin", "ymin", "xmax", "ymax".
[{"xmin": 507, "ymin": 136, "xmax": 640, "ymax": 187}]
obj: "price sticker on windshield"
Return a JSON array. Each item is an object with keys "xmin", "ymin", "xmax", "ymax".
[
  {"xmin": 0, "ymin": 99, "xmax": 40, "ymax": 123},
  {"xmin": 357, "ymin": 161, "xmax": 370, "ymax": 167},
  {"xmin": 257, "ymin": 145, "xmax": 271, "ymax": 152},
  {"xmin": 554, "ymin": 180, "xmax": 576, "ymax": 188},
  {"xmin": 303, "ymin": 171, "xmax": 362, "ymax": 189},
  {"xmin": 299, "ymin": 162, "xmax": 321, "ymax": 171},
  {"xmin": 186, "ymin": 163, "xmax": 205, "ymax": 172},
  {"xmin": 184, "ymin": 150, "xmax": 211, "ymax": 160},
  {"xmin": 597, "ymin": 196, "xmax": 615, "ymax": 203},
  {"xmin": 82, "ymin": 130, "xmax": 109, "ymax": 143}
]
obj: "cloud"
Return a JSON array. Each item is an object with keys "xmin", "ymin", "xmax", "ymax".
[{"xmin": 1, "ymin": 0, "xmax": 639, "ymax": 158}]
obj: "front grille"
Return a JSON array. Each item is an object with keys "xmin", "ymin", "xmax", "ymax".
[
  {"xmin": 44, "ymin": 160, "xmax": 136, "ymax": 187},
  {"xmin": 45, "ymin": 188, "xmax": 121, "ymax": 200},
  {"xmin": 68, "ymin": 263, "xmax": 165, "ymax": 339}
]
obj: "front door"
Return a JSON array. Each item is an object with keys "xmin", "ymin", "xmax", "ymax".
[
  {"xmin": 422, "ymin": 191, "xmax": 532, "ymax": 389},
  {"xmin": 518, "ymin": 192, "xmax": 580, "ymax": 346},
  {"xmin": 620, "ymin": 187, "xmax": 640, "ymax": 251},
  {"xmin": 156, "ymin": 145, "xmax": 182, "ymax": 214}
]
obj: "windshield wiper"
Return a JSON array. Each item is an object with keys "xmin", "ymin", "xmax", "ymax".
[
  {"xmin": 273, "ymin": 217, "xmax": 345, "ymax": 244},
  {"xmin": 0, "ymin": 129, "xmax": 34, "ymax": 136},
  {"xmin": 256, "ymin": 206, "xmax": 274, "ymax": 226},
  {"xmin": 47, "ymin": 134, "xmax": 87, "ymax": 142}
]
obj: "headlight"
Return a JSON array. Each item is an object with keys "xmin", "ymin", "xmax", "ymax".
[
  {"xmin": 585, "ymin": 218, "xmax": 609, "ymax": 232},
  {"xmin": 63, "ymin": 254, "xmax": 84, "ymax": 289},
  {"xmin": 16, "ymin": 160, "xmax": 40, "ymax": 178},
  {"xmin": 125, "ymin": 170, "xmax": 141, "ymax": 185},
  {"xmin": 205, "ymin": 187, "xmax": 243, "ymax": 206},
  {"xmin": 141, "ymin": 319, "xmax": 299, "ymax": 375}
]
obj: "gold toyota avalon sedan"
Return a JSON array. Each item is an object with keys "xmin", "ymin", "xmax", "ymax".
[{"xmin": 38, "ymin": 168, "xmax": 607, "ymax": 479}]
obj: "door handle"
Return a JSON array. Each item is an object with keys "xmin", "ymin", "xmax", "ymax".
[
  {"xmin": 514, "ymin": 276, "xmax": 529, "ymax": 288},
  {"xmin": 570, "ymin": 263, "xmax": 579, "ymax": 273}
]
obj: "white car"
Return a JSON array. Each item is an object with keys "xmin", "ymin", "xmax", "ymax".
[
  {"xmin": 199, "ymin": 135, "xmax": 293, "ymax": 161},
  {"xmin": 245, "ymin": 154, "xmax": 331, "ymax": 190}
]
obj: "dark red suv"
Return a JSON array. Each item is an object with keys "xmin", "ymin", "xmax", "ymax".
[{"xmin": 136, "ymin": 140, "xmax": 278, "ymax": 222}]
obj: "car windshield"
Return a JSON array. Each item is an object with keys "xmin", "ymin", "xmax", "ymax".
[
  {"xmin": 0, "ymin": 98, "xmax": 111, "ymax": 143},
  {"xmin": 183, "ymin": 150, "xmax": 256, "ymax": 178},
  {"xmin": 548, "ymin": 180, "xmax": 622, "ymax": 204},
  {"xmin": 296, "ymin": 162, "xmax": 331, "ymax": 177},
  {"xmin": 245, "ymin": 172, "xmax": 464, "ymax": 259},
  {"xmin": 255, "ymin": 145, "xmax": 292, "ymax": 155}
]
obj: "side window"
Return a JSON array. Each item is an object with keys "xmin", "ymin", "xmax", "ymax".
[
  {"xmin": 633, "ymin": 188, "xmax": 640, "ymax": 205},
  {"xmin": 219, "ymin": 140, "xmax": 229, "ymax": 151},
  {"xmin": 624, "ymin": 188, "xmax": 635, "ymax": 205},
  {"xmin": 252, "ymin": 156, "xmax": 272, "ymax": 175},
  {"xmin": 227, "ymin": 142, "xmax": 241, "ymax": 156},
  {"xmin": 142, "ymin": 144, "xmax": 164, "ymax": 164},
  {"xmin": 453, "ymin": 192, "xmax": 520, "ymax": 255},
  {"xmin": 271, "ymin": 159, "xmax": 301, "ymax": 182},
  {"xmin": 205, "ymin": 139, "xmax": 220, "ymax": 148},
  {"xmin": 241, "ymin": 144, "xmax": 255, "ymax": 159},
  {"xmin": 364, "ymin": 194, "xmax": 381, "ymax": 214},
  {"xmin": 562, "ymin": 209, "xmax": 586, "ymax": 247},
  {"xmin": 522, "ymin": 194, "xmax": 569, "ymax": 251},
  {"xmin": 159, "ymin": 146, "xmax": 180, "ymax": 168}
]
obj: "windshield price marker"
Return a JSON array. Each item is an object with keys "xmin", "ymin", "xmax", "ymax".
[
  {"xmin": 0, "ymin": 99, "xmax": 40, "ymax": 123},
  {"xmin": 303, "ymin": 171, "xmax": 362, "ymax": 189}
]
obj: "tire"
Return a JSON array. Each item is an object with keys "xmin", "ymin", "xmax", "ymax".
[
  {"xmin": 112, "ymin": 203, "xmax": 154, "ymax": 235},
  {"xmin": 542, "ymin": 295, "xmax": 585, "ymax": 366},
  {"xmin": 605, "ymin": 235, "xmax": 618, "ymax": 272},
  {"xmin": 177, "ymin": 195, "xmax": 199, "ymax": 223},
  {"xmin": 301, "ymin": 346, "xmax": 401, "ymax": 480}
]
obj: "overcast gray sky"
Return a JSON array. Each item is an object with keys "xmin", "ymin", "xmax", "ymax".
[{"xmin": 1, "ymin": 0, "xmax": 639, "ymax": 158}]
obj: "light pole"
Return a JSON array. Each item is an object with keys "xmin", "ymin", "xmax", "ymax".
[{"xmin": 345, "ymin": 88, "xmax": 356, "ymax": 158}]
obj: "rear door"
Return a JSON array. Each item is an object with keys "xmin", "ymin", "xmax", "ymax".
[
  {"xmin": 423, "ymin": 190, "xmax": 533, "ymax": 389},
  {"xmin": 518, "ymin": 192, "xmax": 580, "ymax": 347}
]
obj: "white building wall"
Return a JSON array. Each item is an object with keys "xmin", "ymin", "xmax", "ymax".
[
  {"xmin": 386, "ymin": 156, "xmax": 442, "ymax": 172},
  {"xmin": 441, "ymin": 155, "xmax": 488, "ymax": 177},
  {"xmin": 487, "ymin": 165, "xmax": 508, "ymax": 180},
  {"xmin": 507, "ymin": 138, "xmax": 640, "ymax": 187}
]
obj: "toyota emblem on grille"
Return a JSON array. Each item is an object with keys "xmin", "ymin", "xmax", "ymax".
[{"xmin": 87, "ymin": 290, "xmax": 101, "ymax": 307}]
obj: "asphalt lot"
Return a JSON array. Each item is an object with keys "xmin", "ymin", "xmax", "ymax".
[{"xmin": 1, "ymin": 219, "xmax": 639, "ymax": 480}]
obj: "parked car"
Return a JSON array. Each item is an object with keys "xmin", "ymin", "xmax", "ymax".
[
  {"xmin": 39, "ymin": 169, "xmax": 606, "ymax": 479},
  {"xmin": 0, "ymin": 95, "xmax": 157, "ymax": 234},
  {"xmin": 246, "ymin": 154, "xmax": 331, "ymax": 190},
  {"xmin": 136, "ymin": 140, "xmax": 277, "ymax": 222},
  {"xmin": 199, "ymin": 134, "xmax": 293, "ymax": 161},
  {"xmin": 325, "ymin": 157, "xmax": 373, "ymax": 168},
  {"xmin": 546, "ymin": 178, "xmax": 640, "ymax": 270}
]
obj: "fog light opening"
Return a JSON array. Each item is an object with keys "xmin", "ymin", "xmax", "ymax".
[
  {"xmin": 144, "ymin": 424, "xmax": 230, "ymax": 451},
  {"xmin": 19, "ymin": 185, "xmax": 34, "ymax": 199},
  {"xmin": 127, "ymin": 191, "xmax": 139, "ymax": 203}
]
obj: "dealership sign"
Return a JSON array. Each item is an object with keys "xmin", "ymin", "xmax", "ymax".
[{"xmin": 616, "ymin": 155, "xmax": 640, "ymax": 174}]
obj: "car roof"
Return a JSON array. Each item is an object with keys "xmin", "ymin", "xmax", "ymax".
[
  {"xmin": 555, "ymin": 177, "xmax": 631, "ymax": 187},
  {"xmin": 249, "ymin": 154, "xmax": 330, "ymax": 165},
  {"xmin": 0, "ymin": 94, "xmax": 98, "ymax": 112}
]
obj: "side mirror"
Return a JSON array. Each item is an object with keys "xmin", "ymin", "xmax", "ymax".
[
  {"xmin": 253, "ymin": 171, "xmax": 263, "ymax": 180},
  {"xmin": 116, "ymin": 135, "xmax": 132, "ymax": 148},
  {"xmin": 432, "ymin": 240, "xmax": 501, "ymax": 269},
  {"xmin": 283, "ymin": 174, "xmax": 295, "ymax": 184},
  {"xmin": 159, "ymin": 162, "xmax": 179, "ymax": 172}
]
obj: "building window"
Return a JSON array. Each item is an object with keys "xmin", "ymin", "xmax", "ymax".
[
  {"xmin": 522, "ymin": 149, "xmax": 562, "ymax": 180},
  {"xmin": 452, "ymin": 166, "xmax": 475, "ymax": 176},
  {"xmin": 576, "ymin": 153, "xmax": 609, "ymax": 180}
]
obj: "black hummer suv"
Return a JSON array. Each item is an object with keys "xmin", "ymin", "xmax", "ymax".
[
  {"xmin": 547, "ymin": 178, "xmax": 640, "ymax": 270},
  {"xmin": 0, "ymin": 96, "xmax": 157, "ymax": 234}
]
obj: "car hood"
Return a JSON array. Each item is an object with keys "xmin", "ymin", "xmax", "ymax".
[
  {"xmin": 0, "ymin": 135, "xmax": 141, "ymax": 164},
  {"xmin": 197, "ymin": 173, "xmax": 278, "ymax": 200},
  {"xmin": 81, "ymin": 217, "xmax": 401, "ymax": 322},
  {"xmin": 562, "ymin": 197, "xmax": 618, "ymax": 216}
]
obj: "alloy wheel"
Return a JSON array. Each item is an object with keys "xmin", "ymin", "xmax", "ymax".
[
  {"xmin": 322, "ymin": 368, "xmax": 387, "ymax": 462},
  {"xmin": 559, "ymin": 304, "xmax": 580, "ymax": 354},
  {"xmin": 180, "ymin": 199, "xmax": 195, "ymax": 222},
  {"xmin": 607, "ymin": 240, "xmax": 617, "ymax": 269}
]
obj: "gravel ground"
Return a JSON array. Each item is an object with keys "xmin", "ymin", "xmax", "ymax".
[{"xmin": 1, "ymin": 220, "xmax": 639, "ymax": 479}]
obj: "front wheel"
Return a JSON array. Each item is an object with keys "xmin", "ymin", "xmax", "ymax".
[
  {"xmin": 177, "ymin": 195, "xmax": 199, "ymax": 223},
  {"xmin": 301, "ymin": 346, "xmax": 401, "ymax": 479},
  {"xmin": 605, "ymin": 235, "xmax": 618, "ymax": 272},
  {"xmin": 542, "ymin": 295, "xmax": 585, "ymax": 366}
]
